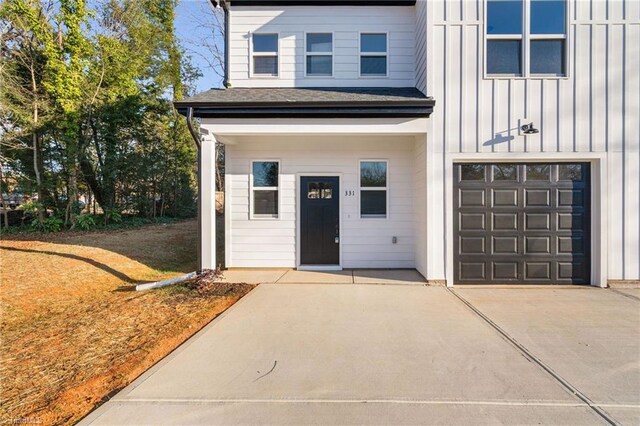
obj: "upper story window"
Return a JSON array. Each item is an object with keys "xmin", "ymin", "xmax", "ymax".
[
  {"xmin": 486, "ymin": 0, "xmax": 567, "ymax": 77},
  {"xmin": 252, "ymin": 34, "xmax": 278, "ymax": 77},
  {"xmin": 306, "ymin": 33, "xmax": 333, "ymax": 77},
  {"xmin": 360, "ymin": 33, "xmax": 388, "ymax": 77}
]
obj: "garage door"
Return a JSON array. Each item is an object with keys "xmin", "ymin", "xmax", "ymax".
[{"xmin": 454, "ymin": 163, "xmax": 590, "ymax": 284}]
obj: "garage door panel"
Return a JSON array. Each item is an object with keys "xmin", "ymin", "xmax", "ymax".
[
  {"xmin": 454, "ymin": 163, "xmax": 590, "ymax": 285},
  {"xmin": 460, "ymin": 213, "xmax": 486, "ymax": 230},
  {"xmin": 459, "ymin": 262, "xmax": 486, "ymax": 280},
  {"xmin": 493, "ymin": 213, "xmax": 518, "ymax": 230},
  {"xmin": 459, "ymin": 236, "xmax": 486, "ymax": 254},
  {"xmin": 525, "ymin": 189, "xmax": 551, "ymax": 207},
  {"xmin": 558, "ymin": 189, "xmax": 585, "ymax": 207},
  {"xmin": 525, "ymin": 262, "xmax": 552, "ymax": 280},
  {"xmin": 558, "ymin": 261, "xmax": 588, "ymax": 280},
  {"xmin": 493, "ymin": 262, "xmax": 519, "ymax": 280},
  {"xmin": 525, "ymin": 236, "xmax": 552, "ymax": 254},
  {"xmin": 493, "ymin": 236, "xmax": 518, "ymax": 254},
  {"xmin": 525, "ymin": 213, "xmax": 551, "ymax": 230},
  {"xmin": 557, "ymin": 236, "xmax": 586, "ymax": 255},
  {"xmin": 459, "ymin": 189, "xmax": 486, "ymax": 207},
  {"xmin": 558, "ymin": 213, "xmax": 584, "ymax": 230},
  {"xmin": 492, "ymin": 189, "xmax": 518, "ymax": 206}
]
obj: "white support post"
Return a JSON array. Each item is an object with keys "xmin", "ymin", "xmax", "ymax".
[{"xmin": 200, "ymin": 136, "xmax": 217, "ymax": 270}]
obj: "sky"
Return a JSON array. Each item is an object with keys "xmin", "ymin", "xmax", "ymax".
[{"xmin": 174, "ymin": 0, "xmax": 225, "ymax": 93}]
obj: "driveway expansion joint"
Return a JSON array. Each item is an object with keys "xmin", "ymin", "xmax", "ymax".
[
  {"xmin": 447, "ymin": 288, "xmax": 621, "ymax": 426},
  {"xmin": 609, "ymin": 288, "xmax": 640, "ymax": 302},
  {"xmin": 108, "ymin": 397, "xmax": 621, "ymax": 407}
]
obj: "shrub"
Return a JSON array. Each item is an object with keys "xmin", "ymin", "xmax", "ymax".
[
  {"xmin": 31, "ymin": 216, "xmax": 63, "ymax": 233},
  {"xmin": 103, "ymin": 208, "xmax": 122, "ymax": 224},
  {"xmin": 21, "ymin": 201, "xmax": 44, "ymax": 215},
  {"xmin": 75, "ymin": 214, "xmax": 96, "ymax": 231}
]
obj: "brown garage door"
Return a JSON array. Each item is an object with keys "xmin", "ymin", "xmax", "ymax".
[{"xmin": 453, "ymin": 163, "xmax": 590, "ymax": 284}]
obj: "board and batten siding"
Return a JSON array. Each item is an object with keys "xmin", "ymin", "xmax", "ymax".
[
  {"xmin": 228, "ymin": 6, "xmax": 416, "ymax": 88},
  {"xmin": 225, "ymin": 136, "xmax": 421, "ymax": 268},
  {"xmin": 423, "ymin": 0, "xmax": 640, "ymax": 282}
]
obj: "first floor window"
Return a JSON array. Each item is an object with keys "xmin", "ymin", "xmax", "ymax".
[
  {"xmin": 252, "ymin": 34, "xmax": 278, "ymax": 76},
  {"xmin": 360, "ymin": 161, "xmax": 388, "ymax": 218},
  {"xmin": 252, "ymin": 161, "xmax": 279, "ymax": 218}
]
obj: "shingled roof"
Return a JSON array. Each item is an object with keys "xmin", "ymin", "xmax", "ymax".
[
  {"xmin": 175, "ymin": 87, "xmax": 435, "ymax": 118},
  {"xmin": 212, "ymin": 1, "xmax": 416, "ymax": 7}
]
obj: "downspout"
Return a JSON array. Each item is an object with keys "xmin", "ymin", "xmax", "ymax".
[
  {"xmin": 211, "ymin": 0, "xmax": 230, "ymax": 88},
  {"xmin": 223, "ymin": 1, "xmax": 230, "ymax": 88},
  {"xmin": 136, "ymin": 106, "xmax": 203, "ymax": 291},
  {"xmin": 186, "ymin": 106, "xmax": 203, "ymax": 273}
]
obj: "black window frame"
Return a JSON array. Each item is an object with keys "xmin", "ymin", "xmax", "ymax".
[{"xmin": 485, "ymin": 0, "xmax": 568, "ymax": 78}]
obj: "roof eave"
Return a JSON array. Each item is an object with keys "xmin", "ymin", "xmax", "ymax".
[
  {"xmin": 217, "ymin": 1, "xmax": 416, "ymax": 6},
  {"xmin": 175, "ymin": 105, "xmax": 434, "ymax": 119},
  {"xmin": 174, "ymin": 99, "xmax": 435, "ymax": 109}
]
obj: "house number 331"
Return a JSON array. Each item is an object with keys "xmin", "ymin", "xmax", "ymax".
[{"xmin": 345, "ymin": 190, "xmax": 356, "ymax": 196}]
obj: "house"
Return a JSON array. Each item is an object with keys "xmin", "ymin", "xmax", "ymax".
[{"xmin": 175, "ymin": 0, "xmax": 640, "ymax": 287}]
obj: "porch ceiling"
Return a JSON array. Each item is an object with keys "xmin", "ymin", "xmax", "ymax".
[{"xmin": 201, "ymin": 117, "xmax": 428, "ymax": 144}]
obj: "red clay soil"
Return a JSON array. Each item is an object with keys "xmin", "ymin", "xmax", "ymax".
[{"xmin": 0, "ymin": 220, "xmax": 253, "ymax": 425}]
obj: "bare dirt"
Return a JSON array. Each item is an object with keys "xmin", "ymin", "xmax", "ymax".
[{"xmin": 0, "ymin": 220, "xmax": 253, "ymax": 425}]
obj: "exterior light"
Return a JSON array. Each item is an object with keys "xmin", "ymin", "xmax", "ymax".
[{"xmin": 520, "ymin": 122, "xmax": 539, "ymax": 134}]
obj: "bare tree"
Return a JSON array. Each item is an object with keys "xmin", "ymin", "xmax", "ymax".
[
  {"xmin": 180, "ymin": 1, "xmax": 226, "ymax": 88},
  {"xmin": 178, "ymin": 1, "xmax": 227, "ymax": 192}
]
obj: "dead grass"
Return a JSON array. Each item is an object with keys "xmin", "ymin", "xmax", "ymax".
[{"xmin": 0, "ymin": 220, "xmax": 253, "ymax": 425}]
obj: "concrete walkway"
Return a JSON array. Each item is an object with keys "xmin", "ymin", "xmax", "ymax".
[
  {"xmin": 82, "ymin": 285, "xmax": 640, "ymax": 425},
  {"xmin": 219, "ymin": 268, "xmax": 428, "ymax": 285}
]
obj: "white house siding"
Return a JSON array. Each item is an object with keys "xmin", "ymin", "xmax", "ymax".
[
  {"xmin": 228, "ymin": 6, "xmax": 416, "ymax": 88},
  {"xmin": 225, "ymin": 136, "xmax": 419, "ymax": 268},
  {"xmin": 424, "ymin": 0, "xmax": 640, "ymax": 284},
  {"xmin": 414, "ymin": 0, "xmax": 427, "ymax": 94}
]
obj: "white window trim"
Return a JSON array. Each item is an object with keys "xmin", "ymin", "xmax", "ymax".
[
  {"xmin": 250, "ymin": 159, "xmax": 281, "ymax": 220},
  {"xmin": 484, "ymin": 0, "xmax": 570, "ymax": 80},
  {"xmin": 358, "ymin": 32, "xmax": 389, "ymax": 78},
  {"xmin": 250, "ymin": 32, "xmax": 280, "ymax": 78},
  {"xmin": 304, "ymin": 32, "xmax": 334, "ymax": 78},
  {"xmin": 359, "ymin": 159, "xmax": 389, "ymax": 219}
]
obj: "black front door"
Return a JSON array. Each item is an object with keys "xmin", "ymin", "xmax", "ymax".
[{"xmin": 300, "ymin": 176, "xmax": 340, "ymax": 265}]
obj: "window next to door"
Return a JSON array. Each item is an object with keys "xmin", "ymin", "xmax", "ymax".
[
  {"xmin": 251, "ymin": 160, "xmax": 279, "ymax": 219},
  {"xmin": 360, "ymin": 160, "xmax": 388, "ymax": 218},
  {"xmin": 486, "ymin": 0, "xmax": 567, "ymax": 77}
]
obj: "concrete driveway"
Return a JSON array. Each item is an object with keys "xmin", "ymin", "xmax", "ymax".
[{"xmin": 82, "ymin": 284, "xmax": 640, "ymax": 425}]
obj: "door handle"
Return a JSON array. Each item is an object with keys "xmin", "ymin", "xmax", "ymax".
[{"xmin": 335, "ymin": 237, "xmax": 340, "ymax": 244}]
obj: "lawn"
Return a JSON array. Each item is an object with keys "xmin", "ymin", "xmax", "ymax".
[{"xmin": 0, "ymin": 219, "xmax": 253, "ymax": 425}]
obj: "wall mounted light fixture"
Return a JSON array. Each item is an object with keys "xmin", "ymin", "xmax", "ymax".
[{"xmin": 520, "ymin": 122, "xmax": 540, "ymax": 135}]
